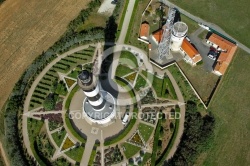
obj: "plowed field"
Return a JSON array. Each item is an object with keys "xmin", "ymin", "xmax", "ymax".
[{"xmin": 0, "ymin": 0, "xmax": 90, "ymax": 109}]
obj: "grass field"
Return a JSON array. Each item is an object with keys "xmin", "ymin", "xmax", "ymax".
[
  {"xmin": 138, "ymin": 123, "xmax": 154, "ymax": 142},
  {"xmin": 122, "ymin": 142, "xmax": 141, "ymax": 159},
  {"xmin": 115, "ymin": 65, "xmax": 134, "ymax": 77},
  {"xmin": 197, "ymin": 49, "xmax": 250, "ymax": 166},
  {"xmin": 134, "ymin": 75, "xmax": 148, "ymax": 91},
  {"xmin": 51, "ymin": 129, "xmax": 66, "ymax": 147},
  {"xmin": 0, "ymin": 0, "xmax": 91, "ymax": 111},
  {"xmin": 142, "ymin": 71, "xmax": 176, "ymax": 99},
  {"xmin": 177, "ymin": 60, "xmax": 219, "ymax": 103},
  {"xmin": 169, "ymin": 0, "xmax": 250, "ymax": 48},
  {"xmin": 119, "ymin": 51, "xmax": 139, "ymax": 68},
  {"xmin": 76, "ymin": 12, "xmax": 108, "ymax": 32},
  {"xmin": 65, "ymin": 146, "xmax": 84, "ymax": 162}
]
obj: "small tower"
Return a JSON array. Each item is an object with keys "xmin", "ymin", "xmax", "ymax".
[
  {"xmin": 77, "ymin": 70, "xmax": 116, "ymax": 124},
  {"xmin": 170, "ymin": 22, "xmax": 188, "ymax": 51}
]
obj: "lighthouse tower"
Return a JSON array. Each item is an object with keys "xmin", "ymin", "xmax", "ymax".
[
  {"xmin": 171, "ymin": 22, "xmax": 188, "ymax": 51},
  {"xmin": 77, "ymin": 70, "xmax": 116, "ymax": 125}
]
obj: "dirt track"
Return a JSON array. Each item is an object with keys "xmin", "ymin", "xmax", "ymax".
[
  {"xmin": 0, "ymin": 0, "xmax": 90, "ymax": 110},
  {"xmin": 0, "ymin": 141, "xmax": 9, "ymax": 166}
]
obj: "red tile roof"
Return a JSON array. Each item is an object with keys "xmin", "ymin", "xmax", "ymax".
[
  {"xmin": 140, "ymin": 23, "xmax": 150, "ymax": 38},
  {"xmin": 152, "ymin": 29, "xmax": 163, "ymax": 43},
  {"xmin": 181, "ymin": 38, "xmax": 202, "ymax": 63}
]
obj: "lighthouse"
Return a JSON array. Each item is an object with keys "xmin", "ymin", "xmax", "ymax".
[{"xmin": 77, "ymin": 70, "xmax": 116, "ymax": 124}]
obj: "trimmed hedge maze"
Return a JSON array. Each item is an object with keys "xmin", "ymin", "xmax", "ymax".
[{"xmin": 29, "ymin": 46, "xmax": 96, "ymax": 110}]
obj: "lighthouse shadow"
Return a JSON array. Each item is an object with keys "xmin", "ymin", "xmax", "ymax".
[{"xmin": 99, "ymin": 16, "xmax": 119, "ymax": 99}]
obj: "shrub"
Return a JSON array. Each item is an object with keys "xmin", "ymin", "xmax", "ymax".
[{"xmin": 43, "ymin": 93, "xmax": 57, "ymax": 111}]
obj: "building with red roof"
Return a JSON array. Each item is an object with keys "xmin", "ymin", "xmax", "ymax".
[
  {"xmin": 152, "ymin": 29, "xmax": 163, "ymax": 44},
  {"xmin": 138, "ymin": 22, "xmax": 150, "ymax": 43},
  {"xmin": 206, "ymin": 34, "xmax": 237, "ymax": 75},
  {"xmin": 180, "ymin": 38, "xmax": 202, "ymax": 66}
]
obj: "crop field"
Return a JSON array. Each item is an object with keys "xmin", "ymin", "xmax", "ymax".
[
  {"xmin": 169, "ymin": 0, "xmax": 250, "ymax": 48},
  {"xmin": 0, "ymin": 0, "xmax": 91, "ymax": 110},
  {"xmin": 198, "ymin": 49, "xmax": 250, "ymax": 166}
]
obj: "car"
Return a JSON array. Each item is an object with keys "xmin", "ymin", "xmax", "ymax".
[
  {"xmin": 122, "ymin": 112, "xmax": 129, "ymax": 125},
  {"xmin": 210, "ymin": 46, "xmax": 217, "ymax": 52},
  {"xmin": 207, "ymin": 49, "xmax": 217, "ymax": 60},
  {"xmin": 208, "ymin": 54, "xmax": 216, "ymax": 60}
]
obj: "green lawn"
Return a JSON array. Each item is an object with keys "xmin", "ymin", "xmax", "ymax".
[
  {"xmin": 51, "ymin": 129, "xmax": 67, "ymax": 147},
  {"xmin": 122, "ymin": 142, "xmax": 141, "ymax": 159},
  {"xmin": 65, "ymin": 86, "xmax": 79, "ymax": 110},
  {"xmin": 119, "ymin": 51, "xmax": 138, "ymax": 68},
  {"xmin": 67, "ymin": 70, "xmax": 79, "ymax": 79},
  {"xmin": 134, "ymin": 74, "xmax": 148, "ymax": 91},
  {"xmin": 115, "ymin": 65, "xmax": 134, "ymax": 77},
  {"xmin": 138, "ymin": 123, "xmax": 154, "ymax": 142},
  {"xmin": 176, "ymin": 61, "xmax": 219, "ymax": 104},
  {"xmin": 169, "ymin": 0, "xmax": 250, "ymax": 48},
  {"xmin": 198, "ymin": 49, "xmax": 250, "ymax": 166},
  {"xmin": 77, "ymin": 12, "xmax": 107, "ymax": 32},
  {"xmin": 180, "ymin": 14, "xmax": 199, "ymax": 35},
  {"xmin": 167, "ymin": 65, "xmax": 198, "ymax": 102},
  {"xmin": 88, "ymin": 149, "xmax": 96, "ymax": 166},
  {"xmin": 142, "ymin": 71, "xmax": 163, "ymax": 97},
  {"xmin": 140, "ymin": 152, "xmax": 152, "ymax": 165},
  {"xmin": 163, "ymin": 77, "xmax": 177, "ymax": 100},
  {"xmin": 65, "ymin": 146, "xmax": 84, "ymax": 162}
]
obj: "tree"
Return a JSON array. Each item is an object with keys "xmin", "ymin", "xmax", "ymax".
[
  {"xmin": 144, "ymin": 10, "xmax": 150, "ymax": 17},
  {"xmin": 128, "ymin": 158, "xmax": 134, "ymax": 165},
  {"xmin": 43, "ymin": 93, "xmax": 57, "ymax": 110},
  {"xmin": 140, "ymin": 150, "xmax": 144, "ymax": 157},
  {"xmin": 155, "ymin": 8, "xmax": 164, "ymax": 18}
]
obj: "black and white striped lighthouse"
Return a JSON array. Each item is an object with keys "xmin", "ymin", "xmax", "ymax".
[
  {"xmin": 77, "ymin": 70, "xmax": 116, "ymax": 124},
  {"xmin": 78, "ymin": 70, "xmax": 106, "ymax": 110}
]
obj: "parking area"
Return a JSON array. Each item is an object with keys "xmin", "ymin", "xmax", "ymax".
[
  {"xmin": 98, "ymin": 0, "xmax": 116, "ymax": 15},
  {"xmin": 189, "ymin": 28, "xmax": 215, "ymax": 71}
]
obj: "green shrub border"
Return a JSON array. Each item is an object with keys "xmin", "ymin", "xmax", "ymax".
[
  {"xmin": 151, "ymin": 117, "xmax": 162, "ymax": 165},
  {"xmin": 65, "ymin": 110, "xmax": 86, "ymax": 143},
  {"xmin": 156, "ymin": 108, "xmax": 180, "ymax": 165},
  {"xmin": 124, "ymin": 0, "xmax": 140, "ymax": 43},
  {"xmin": 116, "ymin": 0, "xmax": 130, "ymax": 39},
  {"xmin": 65, "ymin": 86, "xmax": 79, "ymax": 110}
]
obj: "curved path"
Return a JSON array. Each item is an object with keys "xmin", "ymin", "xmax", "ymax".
[{"xmin": 165, "ymin": 69, "xmax": 185, "ymax": 160}]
